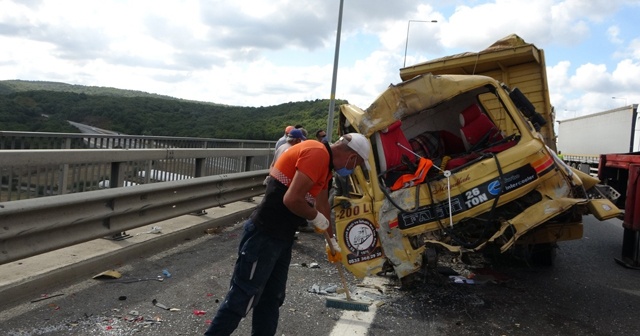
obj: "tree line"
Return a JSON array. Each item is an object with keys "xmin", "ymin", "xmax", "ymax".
[{"xmin": 0, "ymin": 80, "xmax": 347, "ymax": 140}]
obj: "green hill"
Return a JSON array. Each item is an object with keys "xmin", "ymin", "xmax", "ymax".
[{"xmin": 0, "ymin": 80, "xmax": 346, "ymax": 140}]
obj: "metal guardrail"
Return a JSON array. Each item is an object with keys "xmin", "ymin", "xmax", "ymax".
[
  {"xmin": 0, "ymin": 130, "xmax": 274, "ymax": 150},
  {"xmin": 0, "ymin": 133, "xmax": 273, "ymax": 265},
  {"xmin": 0, "ymin": 169, "xmax": 267, "ymax": 265},
  {"xmin": 0, "ymin": 147, "xmax": 273, "ymax": 201}
]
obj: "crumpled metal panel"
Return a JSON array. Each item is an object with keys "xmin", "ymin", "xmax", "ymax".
[{"xmin": 340, "ymin": 74, "xmax": 496, "ymax": 137}]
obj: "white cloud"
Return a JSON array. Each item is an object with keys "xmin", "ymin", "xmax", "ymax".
[{"xmin": 0, "ymin": 0, "xmax": 639, "ymax": 118}]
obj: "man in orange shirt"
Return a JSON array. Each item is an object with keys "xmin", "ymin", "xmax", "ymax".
[{"xmin": 205, "ymin": 133, "xmax": 370, "ymax": 336}]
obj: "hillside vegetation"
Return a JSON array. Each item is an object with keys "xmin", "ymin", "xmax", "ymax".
[{"xmin": 0, "ymin": 80, "xmax": 349, "ymax": 140}]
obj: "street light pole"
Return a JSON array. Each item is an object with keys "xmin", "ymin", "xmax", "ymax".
[
  {"xmin": 612, "ymin": 96, "xmax": 628, "ymax": 107},
  {"xmin": 325, "ymin": 0, "xmax": 344, "ymax": 143},
  {"xmin": 403, "ymin": 19, "xmax": 437, "ymax": 68}
]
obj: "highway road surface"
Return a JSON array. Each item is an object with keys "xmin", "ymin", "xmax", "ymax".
[{"xmin": 1, "ymin": 214, "xmax": 639, "ymax": 335}]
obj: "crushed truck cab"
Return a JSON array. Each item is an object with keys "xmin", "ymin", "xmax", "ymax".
[{"xmin": 332, "ymin": 73, "xmax": 621, "ymax": 282}]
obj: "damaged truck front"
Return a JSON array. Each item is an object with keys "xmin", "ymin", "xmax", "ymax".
[{"xmin": 331, "ymin": 35, "xmax": 621, "ymax": 284}]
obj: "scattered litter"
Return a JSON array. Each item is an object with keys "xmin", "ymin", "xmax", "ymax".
[
  {"xmin": 206, "ymin": 227, "xmax": 223, "ymax": 235},
  {"xmin": 309, "ymin": 262, "xmax": 320, "ymax": 269},
  {"xmin": 162, "ymin": 269, "xmax": 172, "ymax": 278},
  {"xmin": 31, "ymin": 293, "xmax": 64, "ymax": 303},
  {"xmin": 193, "ymin": 310, "xmax": 207, "ymax": 316},
  {"xmin": 150, "ymin": 299, "xmax": 180, "ymax": 312},
  {"xmin": 324, "ymin": 285, "xmax": 338, "ymax": 293},
  {"xmin": 309, "ymin": 284, "xmax": 321, "ymax": 294},
  {"xmin": 449, "ymin": 275, "xmax": 475, "ymax": 284},
  {"xmin": 308, "ymin": 284, "xmax": 339, "ymax": 295},
  {"xmin": 152, "ymin": 299, "xmax": 170, "ymax": 310},
  {"xmin": 104, "ymin": 276, "xmax": 164, "ymax": 284},
  {"xmin": 118, "ymin": 296, "xmax": 127, "ymax": 301},
  {"xmin": 136, "ymin": 226, "xmax": 162, "ymax": 235},
  {"xmin": 92, "ymin": 270, "xmax": 122, "ymax": 279}
]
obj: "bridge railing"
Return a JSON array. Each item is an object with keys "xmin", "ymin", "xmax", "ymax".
[
  {"xmin": 0, "ymin": 130, "xmax": 274, "ymax": 150},
  {"xmin": 0, "ymin": 132, "xmax": 274, "ymax": 201}
]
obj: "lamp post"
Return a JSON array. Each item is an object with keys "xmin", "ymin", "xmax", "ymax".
[
  {"xmin": 612, "ymin": 96, "xmax": 627, "ymax": 107},
  {"xmin": 325, "ymin": 0, "xmax": 344, "ymax": 143},
  {"xmin": 403, "ymin": 19, "xmax": 437, "ymax": 68}
]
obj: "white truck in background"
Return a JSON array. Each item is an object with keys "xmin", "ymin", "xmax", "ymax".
[{"xmin": 557, "ymin": 104, "xmax": 639, "ymax": 174}]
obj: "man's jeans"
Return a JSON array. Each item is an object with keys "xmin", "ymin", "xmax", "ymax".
[{"xmin": 204, "ymin": 219, "xmax": 293, "ymax": 336}]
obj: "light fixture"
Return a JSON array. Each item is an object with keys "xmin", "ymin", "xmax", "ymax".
[
  {"xmin": 403, "ymin": 19, "xmax": 438, "ymax": 67},
  {"xmin": 612, "ymin": 96, "xmax": 627, "ymax": 106}
]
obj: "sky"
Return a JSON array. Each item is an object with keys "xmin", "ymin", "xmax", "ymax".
[{"xmin": 1, "ymin": 0, "xmax": 640, "ymax": 124}]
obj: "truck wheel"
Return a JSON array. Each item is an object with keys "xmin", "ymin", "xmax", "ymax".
[{"xmin": 529, "ymin": 243, "xmax": 557, "ymax": 266}]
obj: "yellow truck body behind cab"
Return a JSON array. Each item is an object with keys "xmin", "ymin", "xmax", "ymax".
[
  {"xmin": 332, "ymin": 36, "xmax": 621, "ymax": 282},
  {"xmin": 400, "ymin": 34, "xmax": 556, "ymax": 152}
]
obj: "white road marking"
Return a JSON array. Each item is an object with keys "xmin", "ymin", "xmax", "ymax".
[{"xmin": 329, "ymin": 276, "xmax": 389, "ymax": 336}]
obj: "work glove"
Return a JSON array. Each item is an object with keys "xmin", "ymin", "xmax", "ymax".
[
  {"xmin": 308, "ymin": 212, "xmax": 329, "ymax": 233},
  {"xmin": 325, "ymin": 236, "xmax": 342, "ymax": 263}
]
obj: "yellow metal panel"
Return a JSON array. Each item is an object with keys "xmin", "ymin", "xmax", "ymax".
[{"xmin": 398, "ymin": 34, "xmax": 556, "ymax": 151}]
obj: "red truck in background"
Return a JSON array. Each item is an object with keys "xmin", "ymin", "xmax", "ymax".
[{"xmin": 599, "ymin": 150, "xmax": 640, "ymax": 268}]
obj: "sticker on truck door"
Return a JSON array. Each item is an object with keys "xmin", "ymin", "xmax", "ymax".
[{"xmin": 343, "ymin": 218, "xmax": 383, "ymax": 265}]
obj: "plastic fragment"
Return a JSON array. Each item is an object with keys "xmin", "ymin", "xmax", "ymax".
[
  {"xmin": 152, "ymin": 299, "xmax": 169, "ymax": 310},
  {"xmin": 93, "ymin": 270, "xmax": 122, "ymax": 279}
]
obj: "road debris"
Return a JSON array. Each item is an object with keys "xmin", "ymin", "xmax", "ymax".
[
  {"xmin": 103, "ymin": 276, "xmax": 164, "ymax": 284},
  {"xmin": 92, "ymin": 269, "xmax": 122, "ymax": 279},
  {"xmin": 152, "ymin": 299, "xmax": 170, "ymax": 310},
  {"xmin": 30, "ymin": 293, "xmax": 64, "ymax": 303},
  {"xmin": 137, "ymin": 226, "xmax": 162, "ymax": 235}
]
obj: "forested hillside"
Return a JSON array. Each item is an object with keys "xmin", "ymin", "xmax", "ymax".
[{"xmin": 0, "ymin": 80, "xmax": 348, "ymax": 140}]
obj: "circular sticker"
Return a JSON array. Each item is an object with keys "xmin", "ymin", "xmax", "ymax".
[{"xmin": 344, "ymin": 218, "xmax": 378, "ymax": 255}]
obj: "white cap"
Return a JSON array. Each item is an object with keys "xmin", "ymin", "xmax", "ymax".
[{"xmin": 342, "ymin": 133, "xmax": 370, "ymax": 169}]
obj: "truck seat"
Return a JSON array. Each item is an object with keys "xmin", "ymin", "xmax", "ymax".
[
  {"xmin": 409, "ymin": 130, "xmax": 465, "ymax": 159},
  {"xmin": 445, "ymin": 104, "xmax": 516, "ymax": 170},
  {"xmin": 373, "ymin": 120, "xmax": 414, "ymax": 173},
  {"xmin": 459, "ymin": 104, "xmax": 503, "ymax": 150}
]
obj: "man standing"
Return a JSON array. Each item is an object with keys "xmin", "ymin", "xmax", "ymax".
[
  {"xmin": 275, "ymin": 125, "xmax": 294, "ymax": 150},
  {"xmin": 315, "ymin": 129, "xmax": 328, "ymax": 143},
  {"xmin": 264, "ymin": 128, "xmax": 306, "ymax": 185},
  {"xmin": 271, "ymin": 128, "xmax": 306, "ymax": 168},
  {"xmin": 205, "ymin": 133, "xmax": 370, "ymax": 336}
]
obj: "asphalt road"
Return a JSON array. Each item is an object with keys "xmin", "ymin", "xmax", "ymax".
[{"xmin": 1, "ymin": 215, "xmax": 639, "ymax": 336}]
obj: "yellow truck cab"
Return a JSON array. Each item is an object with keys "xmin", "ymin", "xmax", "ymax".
[{"xmin": 332, "ymin": 35, "xmax": 621, "ymax": 284}]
